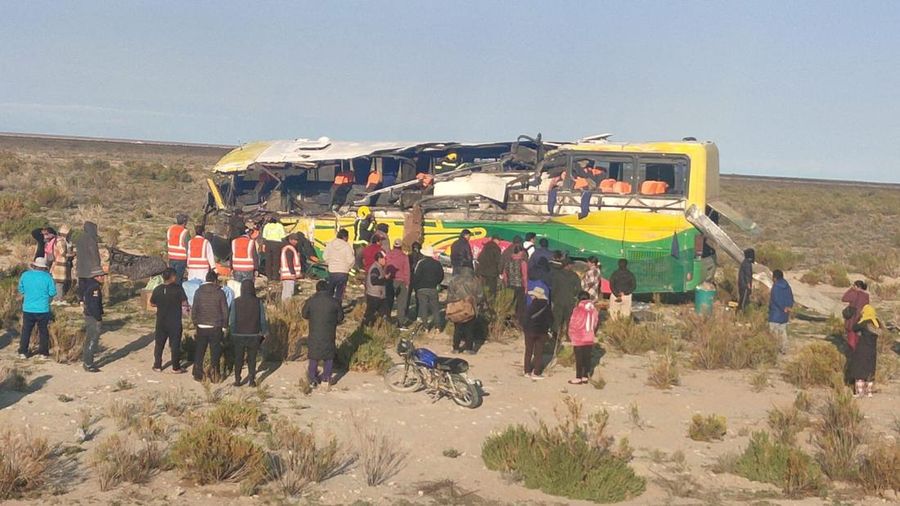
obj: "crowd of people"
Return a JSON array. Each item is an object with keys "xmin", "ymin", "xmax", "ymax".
[{"xmin": 12, "ymin": 213, "xmax": 887, "ymax": 397}]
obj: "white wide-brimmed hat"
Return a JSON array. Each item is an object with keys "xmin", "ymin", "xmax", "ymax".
[
  {"xmin": 31, "ymin": 257, "xmax": 48, "ymax": 269},
  {"xmin": 527, "ymin": 286, "xmax": 547, "ymax": 300}
]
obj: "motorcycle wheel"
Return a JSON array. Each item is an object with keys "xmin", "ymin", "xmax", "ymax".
[
  {"xmin": 384, "ymin": 364, "xmax": 424, "ymax": 393},
  {"xmin": 449, "ymin": 374, "xmax": 482, "ymax": 408}
]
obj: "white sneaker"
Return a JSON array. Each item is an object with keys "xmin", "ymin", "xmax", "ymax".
[
  {"xmin": 523, "ymin": 372, "xmax": 532, "ymax": 378},
  {"xmin": 17, "ymin": 354, "xmax": 28, "ymax": 360},
  {"xmin": 531, "ymin": 374, "xmax": 546, "ymax": 380}
]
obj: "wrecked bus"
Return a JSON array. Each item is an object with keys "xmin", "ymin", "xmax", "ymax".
[{"xmin": 203, "ymin": 135, "xmax": 736, "ymax": 294}]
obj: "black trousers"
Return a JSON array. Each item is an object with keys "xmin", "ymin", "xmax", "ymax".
[
  {"xmin": 265, "ymin": 240, "xmax": 282, "ymax": 280},
  {"xmin": 234, "ymin": 336, "xmax": 260, "ymax": 382},
  {"xmin": 574, "ymin": 345, "xmax": 593, "ymax": 378},
  {"xmin": 524, "ymin": 331, "xmax": 547, "ymax": 375},
  {"xmin": 738, "ymin": 286, "xmax": 751, "ymax": 310},
  {"xmin": 154, "ymin": 322, "xmax": 183, "ymax": 370},
  {"xmin": 363, "ymin": 295, "xmax": 388, "ymax": 327},
  {"xmin": 512, "ymin": 287, "xmax": 527, "ymax": 328},
  {"xmin": 481, "ymin": 275, "xmax": 498, "ymax": 299},
  {"xmin": 453, "ymin": 318, "xmax": 476, "ymax": 351},
  {"xmin": 193, "ymin": 327, "xmax": 223, "ymax": 381}
]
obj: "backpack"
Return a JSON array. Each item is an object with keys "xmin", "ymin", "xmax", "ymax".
[{"xmin": 446, "ymin": 296, "xmax": 476, "ymax": 323}]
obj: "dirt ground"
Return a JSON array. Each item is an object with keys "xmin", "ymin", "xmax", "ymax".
[{"xmin": 1, "ymin": 273, "xmax": 898, "ymax": 505}]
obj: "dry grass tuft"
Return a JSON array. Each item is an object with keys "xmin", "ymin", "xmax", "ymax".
[
  {"xmin": 724, "ymin": 431, "xmax": 824, "ymax": 497},
  {"xmin": 351, "ymin": 412, "xmax": 408, "ymax": 487},
  {"xmin": 602, "ymin": 318, "xmax": 673, "ymax": 355},
  {"xmin": 782, "ymin": 342, "xmax": 845, "ymax": 388},
  {"xmin": 0, "ymin": 429, "xmax": 55, "ymax": 500},
  {"xmin": 647, "ymin": 350, "xmax": 680, "ymax": 389},
  {"xmin": 48, "ymin": 312, "xmax": 86, "ymax": 364},
  {"xmin": 170, "ymin": 422, "xmax": 266, "ymax": 486},
  {"xmin": 813, "ymin": 387, "xmax": 865, "ymax": 481},
  {"xmin": 486, "ymin": 287, "xmax": 517, "ymax": 341},
  {"xmin": 682, "ymin": 309, "xmax": 778, "ymax": 370},
  {"xmin": 91, "ymin": 434, "xmax": 165, "ymax": 491},
  {"xmin": 0, "ymin": 366, "xmax": 29, "ymax": 392},
  {"xmin": 749, "ymin": 368, "xmax": 770, "ymax": 392},
  {"xmin": 856, "ymin": 439, "xmax": 900, "ymax": 496},
  {"xmin": 688, "ymin": 414, "xmax": 727, "ymax": 442},
  {"xmin": 767, "ymin": 405, "xmax": 809, "ymax": 445},
  {"xmin": 265, "ymin": 419, "xmax": 351, "ymax": 496},
  {"xmin": 264, "ymin": 297, "xmax": 309, "ymax": 362},
  {"xmin": 207, "ymin": 399, "xmax": 264, "ymax": 430}
]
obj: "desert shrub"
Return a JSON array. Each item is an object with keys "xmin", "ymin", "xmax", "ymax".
[
  {"xmin": 799, "ymin": 271, "xmax": 823, "ymax": 285},
  {"xmin": 850, "ymin": 251, "xmax": 899, "ymax": 281},
  {"xmin": 767, "ymin": 405, "xmax": 809, "ymax": 445},
  {"xmin": 871, "ymin": 281, "xmax": 900, "ymax": 300},
  {"xmin": 481, "ymin": 397, "xmax": 645, "ymax": 503},
  {"xmin": 688, "ymin": 414, "xmax": 727, "ymax": 442},
  {"xmin": 159, "ymin": 388, "xmax": 201, "ymax": 417},
  {"xmin": 486, "ymin": 287, "xmax": 516, "ymax": 341},
  {"xmin": 32, "ymin": 186, "xmax": 71, "ymax": 208},
  {"xmin": 0, "ymin": 366, "xmax": 28, "ymax": 392},
  {"xmin": 647, "ymin": 350, "xmax": 680, "ymax": 389},
  {"xmin": 126, "ymin": 161, "xmax": 193, "ymax": 183},
  {"xmin": 0, "ymin": 194, "xmax": 29, "ymax": 221},
  {"xmin": 782, "ymin": 342, "xmax": 845, "ymax": 388},
  {"xmin": 823, "ymin": 314, "xmax": 844, "ymax": 338},
  {"xmin": 729, "ymin": 431, "xmax": 824, "ymax": 497},
  {"xmin": 48, "ymin": 312, "xmax": 86, "ymax": 363},
  {"xmin": 756, "ymin": 243, "xmax": 803, "ymax": 271},
  {"xmin": 208, "ymin": 399, "xmax": 264, "ymax": 430},
  {"xmin": 0, "ymin": 214, "xmax": 48, "ymax": 241},
  {"xmin": 602, "ymin": 318, "xmax": 672, "ymax": 355},
  {"xmin": 682, "ymin": 309, "xmax": 778, "ymax": 370},
  {"xmin": 0, "ymin": 277, "xmax": 19, "ymax": 327},
  {"xmin": 91, "ymin": 434, "xmax": 165, "ymax": 491},
  {"xmin": 263, "ymin": 297, "xmax": 308, "ymax": 362},
  {"xmin": 170, "ymin": 422, "xmax": 266, "ymax": 485},
  {"xmin": 823, "ymin": 264, "xmax": 850, "ymax": 287},
  {"xmin": 856, "ymin": 439, "xmax": 900, "ymax": 496},
  {"xmin": 266, "ymin": 419, "xmax": 349, "ymax": 495},
  {"xmin": 0, "ymin": 429, "xmax": 55, "ymax": 500},
  {"xmin": 351, "ymin": 414, "xmax": 408, "ymax": 487},
  {"xmin": 814, "ymin": 387, "xmax": 865, "ymax": 481},
  {"xmin": 794, "ymin": 391, "xmax": 813, "ymax": 413},
  {"xmin": 336, "ymin": 325, "xmax": 393, "ymax": 373},
  {"xmin": 749, "ymin": 368, "xmax": 770, "ymax": 392}
]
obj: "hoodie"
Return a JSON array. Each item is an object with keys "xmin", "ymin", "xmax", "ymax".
[
  {"xmin": 568, "ymin": 300, "xmax": 599, "ymax": 346},
  {"xmin": 230, "ymin": 279, "xmax": 268, "ymax": 336},
  {"xmin": 768, "ymin": 278, "xmax": 794, "ymax": 324},
  {"xmin": 75, "ymin": 222, "xmax": 103, "ymax": 278}
]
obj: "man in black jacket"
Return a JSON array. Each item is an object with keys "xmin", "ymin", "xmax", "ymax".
[
  {"xmin": 412, "ymin": 246, "xmax": 444, "ymax": 329},
  {"xmin": 475, "ymin": 235, "xmax": 502, "ymax": 299},
  {"xmin": 150, "ymin": 268, "xmax": 188, "ymax": 373},
  {"xmin": 302, "ymin": 281, "xmax": 344, "ymax": 387},
  {"xmin": 550, "ymin": 258, "xmax": 581, "ymax": 339},
  {"xmin": 738, "ymin": 248, "xmax": 755, "ymax": 311},
  {"xmin": 450, "ymin": 229, "xmax": 473, "ymax": 276},
  {"xmin": 78, "ymin": 272, "xmax": 105, "ymax": 372},
  {"xmin": 191, "ymin": 270, "xmax": 229, "ymax": 381},
  {"xmin": 609, "ymin": 259, "xmax": 637, "ymax": 320}
]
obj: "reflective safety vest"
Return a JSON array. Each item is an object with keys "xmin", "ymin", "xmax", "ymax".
[
  {"xmin": 280, "ymin": 244, "xmax": 302, "ymax": 279},
  {"xmin": 231, "ymin": 235, "xmax": 256, "ymax": 272},
  {"xmin": 187, "ymin": 236, "xmax": 212, "ymax": 269},
  {"xmin": 167, "ymin": 225, "xmax": 188, "ymax": 261},
  {"xmin": 333, "ymin": 171, "xmax": 353, "ymax": 186}
]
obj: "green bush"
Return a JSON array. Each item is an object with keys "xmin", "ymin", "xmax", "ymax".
[
  {"xmin": 856, "ymin": 439, "xmax": 900, "ymax": 496},
  {"xmin": 782, "ymin": 342, "xmax": 845, "ymax": 388},
  {"xmin": 814, "ymin": 387, "xmax": 865, "ymax": 481},
  {"xmin": 170, "ymin": 422, "xmax": 266, "ymax": 486},
  {"xmin": 730, "ymin": 431, "xmax": 824, "ymax": 497},
  {"xmin": 688, "ymin": 414, "xmax": 727, "ymax": 442},
  {"xmin": 850, "ymin": 251, "xmax": 899, "ymax": 281},
  {"xmin": 756, "ymin": 243, "xmax": 803, "ymax": 271},
  {"xmin": 767, "ymin": 405, "xmax": 809, "ymax": 445},
  {"xmin": 264, "ymin": 297, "xmax": 309, "ymax": 362},
  {"xmin": 481, "ymin": 397, "xmax": 645, "ymax": 503},
  {"xmin": 207, "ymin": 400, "xmax": 264, "ymax": 430},
  {"xmin": 682, "ymin": 309, "xmax": 778, "ymax": 370},
  {"xmin": 602, "ymin": 318, "xmax": 672, "ymax": 355},
  {"xmin": 336, "ymin": 324, "xmax": 394, "ymax": 373}
]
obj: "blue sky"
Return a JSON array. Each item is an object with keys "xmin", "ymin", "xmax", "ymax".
[{"xmin": 1, "ymin": 1, "xmax": 898, "ymax": 182}]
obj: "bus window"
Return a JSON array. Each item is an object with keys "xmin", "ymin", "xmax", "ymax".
[
  {"xmin": 568, "ymin": 155, "xmax": 634, "ymax": 194},
  {"xmin": 638, "ymin": 158, "xmax": 689, "ymax": 196}
]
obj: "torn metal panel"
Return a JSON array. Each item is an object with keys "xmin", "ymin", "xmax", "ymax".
[
  {"xmin": 685, "ymin": 205, "xmax": 745, "ymax": 263},
  {"xmin": 432, "ymin": 173, "xmax": 519, "ymax": 203},
  {"xmin": 707, "ymin": 198, "xmax": 758, "ymax": 234}
]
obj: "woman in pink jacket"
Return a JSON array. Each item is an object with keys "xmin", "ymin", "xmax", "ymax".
[{"xmin": 568, "ymin": 291, "xmax": 599, "ymax": 384}]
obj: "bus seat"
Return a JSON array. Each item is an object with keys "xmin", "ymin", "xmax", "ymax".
[
  {"xmin": 599, "ymin": 178, "xmax": 616, "ymax": 193},
  {"xmin": 612, "ymin": 181, "xmax": 632, "ymax": 194},
  {"xmin": 640, "ymin": 180, "xmax": 657, "ymax": 195},
  {"xmin": 652, "ymin": 181, "xmax": 668, "ymax": 194}
]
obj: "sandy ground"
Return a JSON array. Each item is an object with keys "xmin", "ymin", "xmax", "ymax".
[{"xmin": 1, "ymin": 278, "xmax": 898, "ymax": 506}]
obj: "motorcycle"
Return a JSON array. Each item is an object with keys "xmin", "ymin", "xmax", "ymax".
[{"xmin": 383, "ymin": 332, "xmax": 483, "ymax": 409}]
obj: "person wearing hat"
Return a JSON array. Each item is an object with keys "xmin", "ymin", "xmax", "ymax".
[
  {"xmin": 353, "ymin": 206, "xmax": 376, "ymax": 247},
  {"xmin": 50, "ymin": 224, "xmax": 75, "ymax": 303},
  {"xmin": 17, "ymin": 257, "xmax": 57, "ymax": 359},
  {"xmin": 523, "ymin": 285, "xmax": 552, "ymax": 379},
  {"xmin": 385, "ymin": 238, "xmax": 412, "ymax": 327},
  {"xmin": 450, "ymin": 229, "xmax": 474, "ymax": 276},
  {"xmin": 78, "ymin": 268, "xmax": 106, "ymax": 372},
  {"xmin": 411, "ymin": 245, "xmax": 443, "ymax": 329},
  {"xmin": 167, "ymin": 214, "xmax": 190, "ymax": 283}
]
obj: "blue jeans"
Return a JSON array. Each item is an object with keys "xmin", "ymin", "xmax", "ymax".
[
  {"xmin": 19, "ymin": 312, "xmax": 51, "ymax": 356},
  {"xmin": 169, "ymin": 260, "xmax": 187, "ymax": 284},
  {"xmin": 328, "ymin": 272, "xmax": 349, "ymax": 302}
]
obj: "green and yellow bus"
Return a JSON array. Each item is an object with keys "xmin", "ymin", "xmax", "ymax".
[{"xmin": 206, "ymin": 136, "xmax": 723, "ymax": 293}]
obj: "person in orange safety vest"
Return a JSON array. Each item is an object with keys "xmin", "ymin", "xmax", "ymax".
[
  {"xmin": 231, "ymin": 230, "xmax": 258, "ymax": 283},
  {"xmin": 166, "ymin": 213, "xmax": 189, "ymax": 283},
  {"xmin": 186, "ymin": 225, "xmax": 216, "ymax": 282},
  {"xmin": 279, "ymin": 234, "xmax": 302, "ymax": 301}
]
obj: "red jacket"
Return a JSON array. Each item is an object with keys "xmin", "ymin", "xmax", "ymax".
[
  {"xmin": 385, "ymin": 248, "xmax": 410, "ymax": 285},
  {"xmin": 362, "ymin": 243, "xmax": 383, "ymax": 273}
]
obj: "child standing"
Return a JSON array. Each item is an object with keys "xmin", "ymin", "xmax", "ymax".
[{"xmin": 568, "ymin": 291, "xmax": 599, "ymax": 384}]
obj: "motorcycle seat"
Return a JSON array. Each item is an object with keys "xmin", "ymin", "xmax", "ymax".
[{"xmin": 435, "ymin": 357, "xmax": 469, "ymax": 373}]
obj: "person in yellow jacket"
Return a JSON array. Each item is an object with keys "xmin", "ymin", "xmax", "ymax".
[{"xmin": 261, "ymin": 217, "xmax": 286, "ymax": 280}]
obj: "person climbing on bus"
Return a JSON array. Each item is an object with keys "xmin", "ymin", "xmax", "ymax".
[
  {"xmin": 435, "ymin": 151, "xmax": 459, "ymax": 173},
  {"xmin": 353, "ymin": 206, "xmax": 376, "ymax": 247}
]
